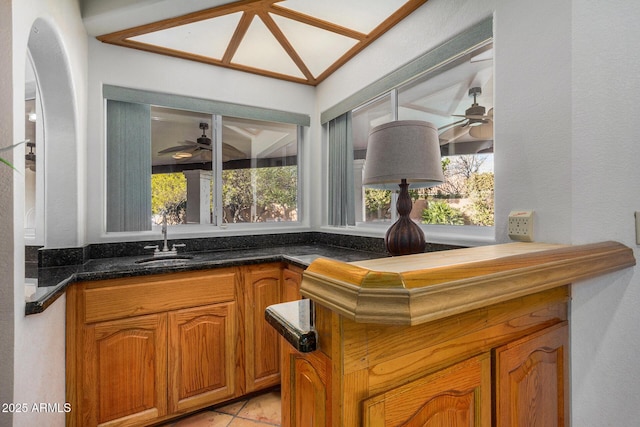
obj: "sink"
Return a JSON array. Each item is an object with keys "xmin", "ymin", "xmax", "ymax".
[{"xmin": 135, "ymin": 255, "xmax": 193, "ymax": 265}]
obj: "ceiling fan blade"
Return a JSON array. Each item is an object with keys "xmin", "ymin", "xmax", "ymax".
[
  {"xmin": 443, "ymin": 140, "xmax": 493, "ymax": 155},
  {"xmin": 439, "ymin": 125, "xmax": 470, "ymax": 145},
  {"xmin": 188, "ymin": 150, "xmax": 212, "ymax": 161},
  {"xmin": 452, "ymin": 114, "xmax": 493, "ymax": 121},
  {"xmin": 438, "ymin": 118, "xmax": 467, "ymax": 131},
  {"xmin": 158, "ymin": 144, "xmax": 197, "ymax": 154},
  {"xmin": 222, "ymin": 143, "xmax": 248, "ymax": 162},
  {"xmin": 469, "ymin": 122, "xmax": 493, "ymax": 139}
]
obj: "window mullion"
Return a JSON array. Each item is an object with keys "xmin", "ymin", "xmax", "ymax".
[
  {"xmin": 390, "ymin": 89, "xmax": 399, "ymax": 220},
  {"xmin": 213, "ymin": 114, "xmax": 223, "ymax": 226}
]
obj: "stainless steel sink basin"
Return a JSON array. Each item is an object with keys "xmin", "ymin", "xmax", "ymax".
[{"xmin": 135, "ymin": 255, "xmax": 193, "ymax": 265}]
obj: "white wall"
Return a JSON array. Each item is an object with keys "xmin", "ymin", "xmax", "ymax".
[
  {"xmin": 8, "ymin": 0, "xmax": 88, "ymax": 426},
  {"xmin": 571, "ymin": 0, "xmax": 640, "ymax": 425},
  {"xmin": 85, "ymin": 39, "xmax": 317, "ymax": 243},
  {"xmin": 0, "ymin": 1, "xmax": 16, "ymax": 423},
  {"xmin": 315, "ymin": 0, "xmax": 639, "ymax": 424}
]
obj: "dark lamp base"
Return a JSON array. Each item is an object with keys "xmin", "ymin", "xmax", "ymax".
[
  {"xmin": 385, "ymin": 216, "xmax": 426, "ymax": 256},
  {"xmin": 385, "ymin": 179, "xmax": 426, "ymax": 256}
]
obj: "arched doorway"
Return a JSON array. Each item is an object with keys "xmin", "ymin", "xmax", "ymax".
[{"xmin": 27, "ymin": 17, "xmax": 79, "ymax": 248}]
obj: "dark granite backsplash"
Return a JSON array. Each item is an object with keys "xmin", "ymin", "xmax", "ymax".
[
  {"xmin": 36, "ymin": 232, "xmax": 463, "ymax": 268},
  {"xmin": 38, "ymin": 246, "xmax": 88, "ymax": 267}
]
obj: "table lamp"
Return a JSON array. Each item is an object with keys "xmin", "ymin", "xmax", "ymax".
[{"xmin": 363, "ymin": 120, "xmax": 444, "ymax": 256}]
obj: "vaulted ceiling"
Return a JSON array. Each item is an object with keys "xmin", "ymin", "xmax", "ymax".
[{"xmin": 89, "ymin": 0, "xmax": 429, "ymax": 85}]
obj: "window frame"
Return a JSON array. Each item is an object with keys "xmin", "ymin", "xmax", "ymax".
[
  {"xmin": 103, "ymin": 86, "xmax": 308, "ymax": 236},
  {"xmin": 321, "ymin": 18, "xmax": 496, "ymax": 247}
]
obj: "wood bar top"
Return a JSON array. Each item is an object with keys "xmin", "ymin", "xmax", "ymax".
[{"xmin": 301, "ymin": 241, "xmax": 635, "ymax": 325}]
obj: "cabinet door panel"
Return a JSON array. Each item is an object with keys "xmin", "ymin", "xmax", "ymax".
[
  {"xmin": 168, "ymin": 302, "xmax": 236, "ymax": 413},
  {"xmin": 362, "ymin": 353, "xmax": 491, "ymax": 427},
  {"xmin": 495, "ymin": 322, "xmax": 569, "ymax": 427},
  {"xmin": 283, "ymin": 266, "xmax": 303, "ymax": 302},
  {"xmin": 284, "ymin": 348, "xmax": 332, "ymax": 427},
  {"xmin": 245, "ymin": 265, "xmax": 282, "ymax": 392},
  {"xmin": 83, "ymin": 314, "xmax": 167, "ymax": 427}
]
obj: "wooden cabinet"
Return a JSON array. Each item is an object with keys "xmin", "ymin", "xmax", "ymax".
[
  {"xmin": 67, "ymin": 268, "xmax": 240, "ymax": 427},
  {"xmin": 67, "ymin": 261, "xmax": 306, "ymax": 426},
  {"xmin": 495, "ymin": 322, "xmax": 569, "ymax": 427},
  {"xmin": 281, "ymin": 287, "xmax": 572, "ymax": 427},
  {"xmin": 243, "ymin": 263, "xmax": 283, "ymax": 393},
  {"xmin": 362, "ymin": 353, "xmax": 491, "ymax": 427},
  {"xmin": 82, "ymin": 313, "xmax": 168, "ymax": 427},
  {"xmin": 277, "ymin": 242, "xmax": 634, "ymax": 427},
  {"xmin": 282, "ymin": 265, "xmax": 303, "ymax": 302},
  {"xmin": 360, "ymin": 322, "xmax": 568, "ymax": 427},
  {"xmin": 286, "ymin": 349, "xmax": 332, "ymax": 427},
  {"xmin": 168, "ymin": 302, "xmax": 236, "ymax": 414}
]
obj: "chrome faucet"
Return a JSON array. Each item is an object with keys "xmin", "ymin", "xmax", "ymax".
[
  {"xmin": 161, "ymin": 213, "xmax": 169, "ymax": 252},
  {"xmin": 144, "ymin": 213, "xmax": 186, "ymax": 257}
]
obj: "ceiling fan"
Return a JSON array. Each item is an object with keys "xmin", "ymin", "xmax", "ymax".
[
  {"xmin": 158, "ymin": 122, "xmax": 212, "ymax": 161},
  {"xmin": 157, "ymin": 121, "xmax": 250, "ymax": 163},
  {"xmin": 438, "ymin": 87, "xmax": 494, "ymax": 144}
]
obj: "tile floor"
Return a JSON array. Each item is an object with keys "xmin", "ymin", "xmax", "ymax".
[{"xmin": 159, "ymin": 390, "xmax": 281, "ymax": 427}]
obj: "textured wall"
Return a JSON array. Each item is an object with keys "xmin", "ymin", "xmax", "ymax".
[
  {"xmin": 570, "ymin": 0, "xmax": 640, "ymax": 425},
  {"xmin": 0, "ymin": 2, "xmax": 15, "ymax": 425}
]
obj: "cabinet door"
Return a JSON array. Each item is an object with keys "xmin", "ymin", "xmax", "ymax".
[
  {"xmin": 168, "ymin": 302, "xmax": 237, "ymax": 414},
  {"xmin": 495, "ymin": 322, "xmax": 569, "ymax": 427},
  {"xmin": 283, "ymin": 266, "xmax": 303, "ymax": 302},
  {"xmin": 283, "ymin": 348, "xmax": 332, "ymax": 427},
  {"xmin": 244, "ymin": 264, "xmax": 283, "ymax": 392},
  {"xmin": 82, "ymin": 314, "xmax": 167, "ymax": 427},
  {"xmin": 362, "ymin": 353, "xmax": 491, "ymax": 427}
]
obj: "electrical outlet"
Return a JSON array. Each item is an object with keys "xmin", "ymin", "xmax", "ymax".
[{"xmin": 508, "ymin": 210, "xmax": 534, "ymax": 242}]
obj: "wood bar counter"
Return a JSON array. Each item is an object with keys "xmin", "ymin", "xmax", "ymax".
[{"xmin": 279, "ymin": 242, "xmax": 635, "ymax": 427}]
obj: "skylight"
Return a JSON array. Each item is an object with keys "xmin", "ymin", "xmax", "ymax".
[{"xmin": 97, "ymin": 0, "xmax": 428, "ymax": 85}]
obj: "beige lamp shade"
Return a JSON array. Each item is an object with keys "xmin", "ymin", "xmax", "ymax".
[{"xmin": 363, "ymin": 120, "xmax": 444, "ymax": 190}]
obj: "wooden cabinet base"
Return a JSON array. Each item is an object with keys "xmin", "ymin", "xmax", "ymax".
[
  {"xmin": 67, "ymin": 268, "xmax": 240, "ymax": 427},
  {"xmin": 168, "ymin": 302, "xmax": 237, "ymax": 414},
  {"xmin": 83, "ymin": 314, "xmax": 168, "ymax": 427},
  {"xmin": 282, "ymin": 345, "xmax": 331, "ymax": 427},
  {"xmin": 495, "ymin": 322, "xmax": 569, "ymax": 427},
  {"xmin": 281, "ymin": 287, "xmax": 571, "ymax": 427},
  {"xmin": 67, "ymin": 263, "xmax": 301, "ymax": 427},
  {"xmin": 363, "ymin": 353, "xmax": 491, "ymax": 427}
]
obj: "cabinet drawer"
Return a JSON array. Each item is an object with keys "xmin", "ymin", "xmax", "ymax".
[{"xmin": 83, "ymin": 269, "xmax": 237, "ymax": 323}]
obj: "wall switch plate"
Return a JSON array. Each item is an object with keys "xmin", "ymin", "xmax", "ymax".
[{"xmin": 508, "ymin": 210, "xmax": 534, "ymax": 242}]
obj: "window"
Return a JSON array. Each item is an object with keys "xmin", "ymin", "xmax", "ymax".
[
  {"xmin": 324, "ymin": 20, "xmax": 494, "ymax": 237},
  {"xmin": 220, "ymin": 117, "xmax": 298, "ymax": 223},
  {"xmin": 397, "ymin": 43, "xmax": 494, "ymax": 227},
  {"xmin": 105, "ymin": 87, "xmax": 306, "ymax": 232},
  {"xmin": 352, "ymin": 94, "xmax": 394, "ymax": 224},
  {"xmin": 150, "ymin": 106, "xmax": 213, "ymax": 226}
]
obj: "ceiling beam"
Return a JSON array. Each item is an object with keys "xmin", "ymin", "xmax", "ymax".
[
  {"xmin": 96, "ymin": 0, "xmax": 430, "ymax": 86},
  {"xmin": 269, "ymin": 4, "xmax": 366, "ymax": 40},
  {"xmin": 259, "ymin": 11, "xmax": 315, "ymax": 83},
  {"xmin": 223, "ymin": 11, "xmax": 255, "ymax": 64}
]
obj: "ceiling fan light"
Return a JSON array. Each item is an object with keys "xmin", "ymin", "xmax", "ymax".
[{"xmin": 172, "ymin": 151, "xmax": 193, "ymax": 159}]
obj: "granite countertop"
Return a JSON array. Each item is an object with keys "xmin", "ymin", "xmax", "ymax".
[
  {"xmin": 25, "ymin": 244, "xmax": 386, "ymax": 315},
  {"xmin": 265, "ymin": 299, "xmax": 316, "ymax": 353}
]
